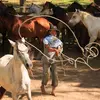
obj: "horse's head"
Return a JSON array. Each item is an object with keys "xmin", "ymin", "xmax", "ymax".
[
  {"xmin": 0, "ymin": 1, "xmax": 6, "ymax": 14},
  {"xmin": 67, "ymin": 1, "xmax": 84, "ymax": 12},
  {"xmin": 4, "ymin": 5, "xmax": 17, "ymax": 16},
  {"xmin": 68, "ymin": 9, "xmax": 82, "ymax": 26},
  {"xmin": 43, "ymin": 1, "xmax": 54, "ymax": 10},
  {"xmin": 41, "ymin": 8, "xmax": 53, "ymax": 15},
  {"xmin": 9, "ymin": 38, "xmax": 33, "ymax": 70}
]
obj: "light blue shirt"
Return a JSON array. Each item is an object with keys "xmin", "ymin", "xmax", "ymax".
[{"xmin": 43, "ymin": 35, "xmax": 63, "ymax": 48}]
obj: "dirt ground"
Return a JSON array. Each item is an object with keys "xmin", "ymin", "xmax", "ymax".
[{"xmin": 1, "ymin": 46, "xmax": 100, "ymax": 100}]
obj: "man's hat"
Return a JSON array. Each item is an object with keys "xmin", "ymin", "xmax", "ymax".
[{"xmin": 48, "ymin": 26, "xmax": 60, "ymax": 32}]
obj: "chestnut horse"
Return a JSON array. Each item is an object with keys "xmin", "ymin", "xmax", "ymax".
[
  {"xmin": 8, "ymin": 16, "xmax": 51, "ymax": 41},
  {"xmin": 0, "ymin": 5, "xmax": 52, "ymax": 41}
]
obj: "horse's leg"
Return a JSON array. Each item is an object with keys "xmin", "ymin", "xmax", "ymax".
[
  {"xmin": 88, "ymin": 35, "xmax": 97, "ymax": 48},
  {"xmin": 12, "ymin": 92, "xmax": 18, "ymax": 100},
  {"xmin": 27, "ymin": 85, "xmax": 32, "ymax": 100},
  {"xmin": 35, "ymin": 38, "xmax": 43, "ymax": 60},
  {"xmin": 0, "ymin": 86, "xmax": 6, "ymax": 99},
  {"xmin": 85, "ymin": 35, "xmax": 97, "ymax": 56}
]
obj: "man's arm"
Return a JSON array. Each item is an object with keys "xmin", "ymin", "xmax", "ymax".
[{"xmin": 45, "ymin": 44, "xmax": 61, "ymax": 56}]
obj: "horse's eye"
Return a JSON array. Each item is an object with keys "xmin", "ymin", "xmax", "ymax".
[{"xmin": 73, "ymin": 16, "xmax": 76, "ymax": 18}]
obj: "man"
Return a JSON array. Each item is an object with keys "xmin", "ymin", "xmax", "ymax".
[{"xmin": 41, "ymin": 26, "xmax": 63, "ymax": 96}]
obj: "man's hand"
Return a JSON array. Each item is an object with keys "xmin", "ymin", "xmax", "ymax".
[
  {"xmin": 55, "ymin": 48, "xmax": 61, "ymax": 56},
  {"xmin": 45, "ymin": 44, "xmax": 62, "ymax": 56}
]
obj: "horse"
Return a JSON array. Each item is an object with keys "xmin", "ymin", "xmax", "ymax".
[
  {"xmin": 28, "ymin": 3, "xmax": 53, "ymax": 15},
  {"xmin": 0, "ymin": 5, "xmax": 52, "ymax": 41},
  {"xmin": 42, "ymin": 1, "xmax": 69, "ymax": 43},
  {"xmin": 0, "ymin": 7, "xmax": 55, "ymax": 58},
  {"xmin": 0, "ymin": 4, "xmax": 17, "ymax": 53},
  {"xmin": 66, "ymin": 1, "xmax": 85, "ymax": 12},
  {"xmin": 42, "ymin": 1, "xmax": 68, "ymax": 24},
  {"xmin": 85, "ymin": 2, "xmax": 100, "ymax": 17},
  {"xmin": 6, "ymin": 16, "xmax": 51, "ymax": 41},
  {"xmin": 64, "ymin": 2, "xmax": 90, "ymax": 50},
  {"xmin": 0, "ymin": 1, "xmax": 7, "ymax": 14},
  {"xmin": 69, "ymin": 10, "xmax": 100, "ymax": 48},
  {"xmin": 0, "ymin": 38, "xmax": 33, "ymax": 100}
]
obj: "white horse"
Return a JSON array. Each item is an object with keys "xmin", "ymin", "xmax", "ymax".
[
  {"xmin": 69, "ymin": 10, "xmax": 100, "ymax": 47},
  {"xmin": 28, "ymin": 3, "xmax": 53, "ymax": 15},
  {"xmin": 0, "ymin": 38, "xmax": 33, "ymax": 100}
]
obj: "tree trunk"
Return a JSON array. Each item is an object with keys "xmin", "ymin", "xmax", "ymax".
[{"xmin": 20, "ymin": 0, "xmax": 26, "ymax": 13}]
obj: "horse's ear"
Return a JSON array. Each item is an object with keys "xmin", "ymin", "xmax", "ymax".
[
  {"xmin": 75, "ymin": 9, "xmax": 80, "ymax": 13},
  {"xmin": 8, "ymin": 39, "xmax": 15, "ymax": 47}
]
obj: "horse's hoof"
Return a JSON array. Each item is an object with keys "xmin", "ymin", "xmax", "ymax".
[{"xmin": 50, "ymin": 92, "xmax": 56, "ymax": 96}]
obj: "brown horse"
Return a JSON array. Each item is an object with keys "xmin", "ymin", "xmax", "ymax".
[
  {"xmin": 9, "ymin": 16, "xmax": 51, "ymax": 41},
  {"xmin": 0, "ymin": 8, "xmax": 54, "ymax": 58},
  {"xmin": 0, "ymin": 8, "xmax": 52, "ymax": 41}
]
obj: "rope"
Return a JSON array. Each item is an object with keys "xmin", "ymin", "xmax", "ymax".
[{"xmin": 17, "ymin": 14, "xmax": 100, "ymax": 71}]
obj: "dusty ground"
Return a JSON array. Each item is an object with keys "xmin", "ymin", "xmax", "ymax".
[{"xmin": 1, "ymin": 46, "xmax": 100, "ymax": 100}]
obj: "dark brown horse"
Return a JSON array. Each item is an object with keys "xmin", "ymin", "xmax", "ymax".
[
  {"xmin": 0, "ymin": 2, "xmax": 17, "ymax": 53},
  {"xmin": 0, "ymin": 1, "xmax": 6, "ymax": 14},
  {"xmin": 86, "ymin": 2, "xmax": 100, "ymax": 17},
  {"xmin": 42, "ymin": 1, "xmax": 70, "ymax": 44},
  {"xmin": 66, "ymin": 1, "xmax": 85, "ymax": 12}
]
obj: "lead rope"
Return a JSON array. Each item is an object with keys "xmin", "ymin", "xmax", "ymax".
[{"xmin": 18, "ymin": 14, "xmax": 100, "ymax": 72}]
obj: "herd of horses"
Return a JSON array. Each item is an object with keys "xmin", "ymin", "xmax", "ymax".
[
  {"xmin": 0, "ymin": 1, "xmax": 100, "ymax": 54},
  {"xmin": 0, "ymin": 1, "xmax": 100, "ymax": 99}
]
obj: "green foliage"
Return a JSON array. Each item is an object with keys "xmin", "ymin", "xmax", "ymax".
[
  {"xmin": 7, "ymin": 0, "xmax": 92, "ymax": 5},
  {"xmin": 71, "ymin": 0, "xmax": 80, "ymax": 2}
]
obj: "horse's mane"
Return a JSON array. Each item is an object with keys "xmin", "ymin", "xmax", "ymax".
[
  {"xmin": 81, "ymin": 11, "xmax": 91, "ymax": 16},
  {"xmin": 67, "ymin": 1, "xmax": 84, "ymax": 12},
  {"xmin": 45, "ymin": 1, "xmax": 66, "ymax": 13},
  {"xmin": 86, "ymin": 2, "xmax": 100, "ymax": 12},
  {"xmin": 80, "ymin": 11, "xmax": 94, "ymax": 18},
  {"xmin": 79, "ymin": 11, "xmax": 99, "ymax": 21}
]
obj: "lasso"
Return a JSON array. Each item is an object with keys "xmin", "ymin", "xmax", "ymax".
[{"xmin": 17, "ymin": 14, "xmax": 100, "ymax": 74}]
